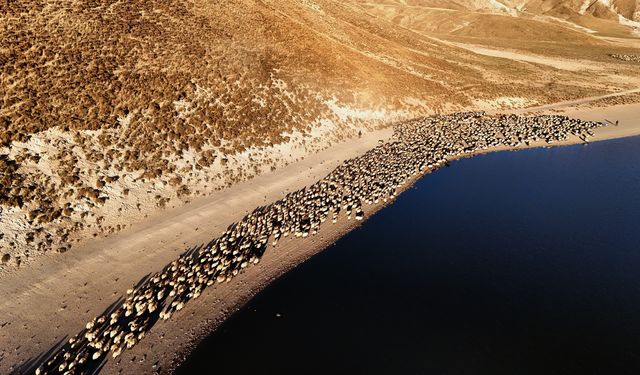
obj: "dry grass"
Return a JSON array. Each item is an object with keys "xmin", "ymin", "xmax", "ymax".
[
  {"xmin": 578, "ymin": 92, "xmax": 640, "ymax": 107},
  {"xmin": 1, "ymin": 0, "xmax": 639, "ymax": 263}
]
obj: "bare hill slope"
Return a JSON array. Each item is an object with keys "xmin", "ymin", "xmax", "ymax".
[
  {"xmin": 354, "ymin": 0, "xmax": 640, "ymax": 36},
  {"xmin": 1, "ymin": 0, "xmax": 639, "ymax": 266}
]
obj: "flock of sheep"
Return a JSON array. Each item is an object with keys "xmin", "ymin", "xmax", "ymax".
[
  {"xmin": 610, "ymin": 54, "xmax": 640, "ymax": 62},
  {"xmin": 29, "ymin": 112, "xmax": 605, "ymax": 375}
]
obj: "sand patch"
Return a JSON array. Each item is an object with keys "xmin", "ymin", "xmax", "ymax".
[
  {"xmin": 446, "ymin": 41, "xmax": 604, "ymax": 71},
  {"xmin": 473, "ymin": 96, "xmax": 537, "ymax": 110}
]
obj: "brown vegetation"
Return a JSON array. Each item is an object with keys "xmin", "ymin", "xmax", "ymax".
[{"xmin": 1, "ymin": 0, "xmax": 638, "ymax": 263}]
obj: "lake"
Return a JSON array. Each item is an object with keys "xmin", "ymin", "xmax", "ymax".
[{"xmin": 176, "ymin": 136, "xmax": 640, "ymax": 375}]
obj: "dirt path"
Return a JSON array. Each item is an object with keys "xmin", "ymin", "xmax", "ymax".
[
  {"xmin": 0, "ymin": 127, "xmax": 392, "ymax": 374},
  {"xmin": 550, "ymin": 102, "xmax": 640, "ymax": 140},
  {"xmin": 107, "ymin": 101, "xmax": 640, "ymax": 375},
  {"xmin": 512, "ymin": 88, "xmax": 640, "ymax": 113},
  {"xmin": 432, "ymin": 38, "xmax": 605, "ymax": 71}
]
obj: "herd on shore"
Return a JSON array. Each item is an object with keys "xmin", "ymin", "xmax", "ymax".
[
  {"xmin": 26, "ymin": 112, "xmax": 605, "ymax": 375},
  {"xmin": 609, "ymin": 54, "xmax": 640, "ymax": 63}
]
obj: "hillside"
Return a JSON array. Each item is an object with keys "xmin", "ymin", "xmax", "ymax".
[
  {"xmin": 401, "ymin": 0, "xmax": 640, "ymax": 22},
  {"xmin": 354, "ymin": 0, "xmax": 640, "ymax": 37},
  {"xmin": 1, "ymin": 0, "xmax": 639, "ymax": 266}
]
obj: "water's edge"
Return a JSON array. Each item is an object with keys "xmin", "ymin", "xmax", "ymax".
[{"xmin": 175, "ymin": 136, "xmax": 640, "ymax": 374}]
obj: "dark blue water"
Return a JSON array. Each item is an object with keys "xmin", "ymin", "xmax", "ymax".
[{"xmin": 176, "ymin": 137, "xmax": 640, "ymax": 375}]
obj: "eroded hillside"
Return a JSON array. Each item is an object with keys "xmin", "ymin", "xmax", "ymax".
[
  {"xmin": 1, "ymin": 0, "xmax": 639, "ymax": 266},
  {"xmin": 354, "ymin": 0, "xmax": 640, "ymax": 37}
]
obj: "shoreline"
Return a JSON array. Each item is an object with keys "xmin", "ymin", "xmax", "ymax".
[
  {"xmin": 1, "ymin": 102, "xmax": 639, "ymax": 375},
  {"xmin": 164, "ymin": 107, "xmax": 640, "ymax": 375},
  {"xmin": 164, "ymin": 102, "xmax": 640, "ymax": 374},
  {"xmin": 0, "ymin": 127, "xmax": 393, "ymax": 375}
]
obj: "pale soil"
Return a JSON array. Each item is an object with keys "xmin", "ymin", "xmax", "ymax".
[
  {"xmin": 440, "ymin": 40, "xmax": 607, "ymax": 72},
  {"xmin": 0, "ymin": 103, "xmax": 399, "ymax": 269},
  {"xmin": 546, "ymin": 103, "xmax": 640, "ymax": 141},
  {"xmin": 0, "ymin": 127, "xmax": 392, "ymax": 374},
  {"xmin": 513, "ymin": 88, "xmax": 640, "ymax": 113},
  {"xmin": 1, "ymin": 101, "xmax": 639, "ymax": 375},
  {"xmin": 599, "ymin": 36, "xmax": 640, "ymax": 48}
]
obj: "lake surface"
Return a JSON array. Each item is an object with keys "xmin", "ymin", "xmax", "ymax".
[{"xmin": 176, "ymin": 137, "xmax": 640, "ymax": 375}]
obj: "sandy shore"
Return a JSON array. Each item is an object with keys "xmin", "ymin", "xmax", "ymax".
[
  {"xmin": 0, "ymin": 128, "xmax": 392, "ymax": 374},
  {"xmin": 1, "ymin": 100, "xmax": 639, "ymax": 375}
]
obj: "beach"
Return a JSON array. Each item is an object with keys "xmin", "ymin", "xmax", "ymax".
[
  {"xmin": 175, "ymin": 135, "xmax": 640, "ymax": 375},
  {"xmin": 1, "ymin": 100, "xmax": 640, "ymax": 375}
]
